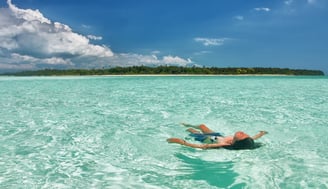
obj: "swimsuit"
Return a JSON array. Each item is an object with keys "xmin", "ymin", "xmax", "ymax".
[{"xmin": 189, "ymin": 132, "xmax": 223, "ymax": 144}]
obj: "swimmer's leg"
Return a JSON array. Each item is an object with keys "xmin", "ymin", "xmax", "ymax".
[
  {"xmin": 181, "ymin": 123, "xmax": 215, "ymax": 134},
  {"xmin": 181, "ymin": 123, "xmax": 200, "ymax": 128},
  {"xmin": 199, "ymin": 124, "xmax": 215, "ymax": 134},
  {"xmin": 186, "ymin": 128, "xmax": 200, "ymax": 134}
]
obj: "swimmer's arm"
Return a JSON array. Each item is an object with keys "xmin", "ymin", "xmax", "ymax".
[
  {"xmin": 251, "ymin": 131, "xmax": 268, "ymax": 140},
  {"xmin": 167, "ymin": 138, "xmax": 229, "ymax": 149}
]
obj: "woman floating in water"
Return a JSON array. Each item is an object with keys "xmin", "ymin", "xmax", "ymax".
[{"xmin": 167, "ymin": 123, "xmax": 268, "ymax": 150}]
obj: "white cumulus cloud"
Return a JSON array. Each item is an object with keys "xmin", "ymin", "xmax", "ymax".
[
  {"xmin": 11, "ymin": 53, "xmax": 72, "ymax": 65},
  {"xmin": 0, "ymin": 0, "xmax": 113, "ymax": 70},
  {"xmin": 1, "ymin": 0, "xmax": 113, "ymax": 58},
  {"xmin": 87, "ymin": 35, "xmax": 103, "ymax": 40},
  {"xmin": 107, "ymin": 54, "xmax": 192, "ymax": 67},
  {"xmin": 7, "ymin": 0, "xmax": 51, "ymax": 24},
  {"xmin": 0, "ymin": 0, "xmax": 193, "ymax": 71},
  {"xmin": 0, "ymin": 1, "xmax": 193, "ymax": 72},
  {"xmin": 194, "ymin": 37, "xmax": 228, "ymax": 46},
  {"xmin": 254, "ymin": 7, "xmax": 271, "ymax": 12},
  {"xmin": 162, "ymin": 56, "xmax": 192, "ymax": 65}
]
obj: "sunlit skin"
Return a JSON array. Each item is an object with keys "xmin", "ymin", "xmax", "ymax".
[{"xmin": 167, "ymin": 123, "xmax": 268, "ymax": 149}]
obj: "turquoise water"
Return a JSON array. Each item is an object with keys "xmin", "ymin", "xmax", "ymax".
[{"xmin": 0, "ymin": 76, "xmax": 327, "ymax": 189}]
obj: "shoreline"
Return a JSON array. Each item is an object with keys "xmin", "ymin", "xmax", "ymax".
[
  {"xmin": 2, "ymin": 66, "xmax": 324, "ymax": 76},
  {"xmin": 99, "ymin": 74, "xmax": 293, "ymax": 77}
]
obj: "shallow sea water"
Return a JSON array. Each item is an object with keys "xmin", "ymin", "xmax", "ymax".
[{"xmin": 0, "ymin": 76, "xmax": 327, "ymax": 189}]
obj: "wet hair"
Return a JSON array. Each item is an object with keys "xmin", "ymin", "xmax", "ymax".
[
  {"xmin": 232, "ymin": 138, "xmax": 254, "ymax": 149},
  {"xmin": 224, "ymin": 137, "xmax": 261, "ymax": 150}
]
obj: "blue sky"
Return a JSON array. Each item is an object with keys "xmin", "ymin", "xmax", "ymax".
[{"xmin": 0, "ymin": 0, "xmax": 327, "ymax": 73}]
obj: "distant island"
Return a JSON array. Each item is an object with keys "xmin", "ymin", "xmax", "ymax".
[{"xmin": 2, "ymin": 66, "xmax": 325, "ymax": 76}]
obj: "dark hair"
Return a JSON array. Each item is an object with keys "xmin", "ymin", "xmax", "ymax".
[{"xmin": 224, "ymin": 137, "xmax": 258, "ymax": 150}]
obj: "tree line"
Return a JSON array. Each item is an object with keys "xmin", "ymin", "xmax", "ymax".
[{"xmin": 3, "ymin": 66, "xmax": 324, "ymax": 76}]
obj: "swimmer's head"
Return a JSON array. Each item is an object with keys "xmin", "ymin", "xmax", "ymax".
[{"xmin": 230, "ymin": 131, "xmax": 255, "ymax": 150}]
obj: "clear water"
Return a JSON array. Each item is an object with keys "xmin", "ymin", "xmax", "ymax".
[{"xmin": 0, "ymin": 76, "xmax": 327, "ymax": 189}]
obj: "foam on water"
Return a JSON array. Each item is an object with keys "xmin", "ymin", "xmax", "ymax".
[{"xmin": 0, "ymin": 76, "xmax": 327, "ymax": 188}]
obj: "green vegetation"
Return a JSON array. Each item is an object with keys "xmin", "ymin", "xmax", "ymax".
[{"xmin": 2, "ymin": 66, "xmax": 324, "ymax": 76}]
